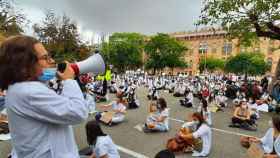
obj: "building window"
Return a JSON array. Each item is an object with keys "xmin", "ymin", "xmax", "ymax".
[
  {"xmin": 199, "ymin": 41, "xmax": 208, "ymax": 54},
  {"xmin": 223, "ymin": 42, "xmax": 232, "ymax": 55}
]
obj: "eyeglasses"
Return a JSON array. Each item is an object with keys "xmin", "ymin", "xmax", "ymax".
[{"xmin": 38, "ymin": 54, "xmax": 54, "ymax": 63}]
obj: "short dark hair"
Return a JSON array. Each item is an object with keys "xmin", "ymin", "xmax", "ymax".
[
  {"xmin": 272, "ymin": 116, "xmax": 280, "ymax": 132},
  {"xmin": 85, "ymin": 120, "xmax": 107, "ymax": 145},
  {"xmin": 154, "ymin": 149, "xmax": 175, "ymax": 158},
  {"xmin": 0, "ymin": 35, "xmax": 39, "ymax": 89}
]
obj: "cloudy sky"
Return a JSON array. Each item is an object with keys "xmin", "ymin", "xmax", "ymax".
[{"xmin": 15, "ymin": 0, "xmax": 203, "ymax": 43}]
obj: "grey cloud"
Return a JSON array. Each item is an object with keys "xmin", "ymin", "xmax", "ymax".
[{"xmin": 16, "ymin": 0, "xmax": 203, "ymax": 35}]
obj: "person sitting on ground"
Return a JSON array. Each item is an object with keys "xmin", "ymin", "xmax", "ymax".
[
  {"xmin": 173, "ymin": 83, "xmax": 185, "ymax": 97},
  {"xmin": 144, "ymin": 98, "xmax": 169, "ymax": 132},
  {"xmin": 256, "ymin": 99, "xmax": 269, "ymax": 113},
  {"xmin": 127, "ymin": 85, "xmax": 140, "ymax": 109},
  {"xmin": 147, "ymin": 85, "xmax": 159, "ymax": 100},
  {"xmin": 240, "ymin": 116, "xmax": 280, "ymax": 158},
  {"xmin": 85, "ymin": 120, "xmax": 120, "ymax": 158},
  {"xmin": 145, "ymin": 101, "xmax": 160, "ymax": 129},
  {"xmin": 97, "ymin": 92, "xmax": 127, "ymax": 125},
  {"xmin": 168, "ymin": 80, "xmax": 176, "ymax": 93},
  {"xmin": 215, "ymin": 92, "xmax": 227, "ymax": 110},
  {"xmin": 229, "ymin": 100, "xmax": 257, "ymax": 131},
  {"xmin": 109, "ymin": 81, "xmax": 117, "ymax": 93},
  {"xmin": 176, "ymin": 112, "xmax": 212, "ymax": 157},
  {"xmin": 179, "ymin": 90, "xmax": 193, "ymax": 108}
]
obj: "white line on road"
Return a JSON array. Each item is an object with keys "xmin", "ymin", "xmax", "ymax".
[
  {"xmin": 116, "ymin": 145, "xmax": 150, "ymax": 158},
  {"xmin": 168, "ymin": 117, "xmax": 256, "ymax": 138}
]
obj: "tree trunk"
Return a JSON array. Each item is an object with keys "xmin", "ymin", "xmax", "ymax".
[
  {"xmin": 275, "ymin": 59, "xmax": 280, "ymax": 80},
  {"xmin": 268, "ymin": 59, "xmax": 280, "ymax": 94},
  {"xmin": 245, "ymin": 72, "xmax": 248, "ymax": 82}
]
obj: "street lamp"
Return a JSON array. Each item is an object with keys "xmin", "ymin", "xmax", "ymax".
[{"xmin": 199, "ymin": 42, "xmax": 208, "ymax": 73}]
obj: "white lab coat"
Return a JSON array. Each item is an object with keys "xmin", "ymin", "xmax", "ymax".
[
  {"xmin": 260, "ymin": 128, "xmax": 280, "ymax": 156},
  {"xmin": 7, "ymin": 80, "xmax": 88, "ymax": 158},
  {"xmin": 192, "ymin": 124, "xmax": 212, "ymax": 157}
]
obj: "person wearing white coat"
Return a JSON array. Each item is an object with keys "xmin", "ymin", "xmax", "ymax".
[
  {"xmin": 0, "ymin": 36, "xmax": 89, "ymax": 158},
  {"xmin": 179, "ymin": 112, "xmax": 212, "ymax": 157},
  {"xmin": 250, "ymin": 116, "xmax": 280, "ymax": 157}
]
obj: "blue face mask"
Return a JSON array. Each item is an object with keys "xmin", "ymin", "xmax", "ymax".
[{"xmin": 38, "ymin": 68, "xmax": 56, "ymax": 81}]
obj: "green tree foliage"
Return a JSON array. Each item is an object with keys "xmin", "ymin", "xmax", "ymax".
[
  {"xmin": 224, "ymin": 52, "xmax": 270, "ymax": 76},
  {"xmin": 144, "ymin": 33, "xmax": 187, "ymax": 74},
  {"xmin": 198, "ymin": 0, "xmax": 280, "ymax": 46},
  {"xmin": 0, "ymin": 0, "xmax": 26, "ymax": 36},
  {"xmin": 101, "ymin": 32, "xmax": 144, "ymax": 72},
  {"xmin": 199, "ymin": 57, "xmax": 225, "ymax": 72},
  {"xmin": 33, "ymin": 10, "xmax": 90, "ymax": 62}
]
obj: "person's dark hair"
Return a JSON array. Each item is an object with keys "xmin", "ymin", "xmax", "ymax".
[
  {"xmin": 272, "ymin": 116, "xmax": 280, "ymax": 132},
  {"xmin": 154, "ymin": 149, "xmax": 175, "ymax": 158},
  {"xmin": 201, "ymin": 99, "xmax": 208, "ymax": 115},
  {"xmin": 157, "ymin": 98, "xmax": 167, "ymax": 111},
  {"xmin": 85, "ymin": 120, "xmax": 107, "ymax": 145},
  {"xmin": 0, "ymin": 35, "xmax": 40, "ymax": 90}
]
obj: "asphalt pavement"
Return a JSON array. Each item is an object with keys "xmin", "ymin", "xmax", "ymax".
[{"xmin": 0, "ymin": 86, "xmax": 276, "ymax": 158}]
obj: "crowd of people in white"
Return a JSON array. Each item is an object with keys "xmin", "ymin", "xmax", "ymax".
[{"xmin": 2, "ymin": 36, "xmax": 280, "ymax": 158}]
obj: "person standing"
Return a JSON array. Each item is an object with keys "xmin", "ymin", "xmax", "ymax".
[{"xmin": 0, "ymin": 35, "xmax": 89, "ymax": 158}]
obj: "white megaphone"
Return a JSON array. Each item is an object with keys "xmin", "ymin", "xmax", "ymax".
[{"xmin": 58, "ymin": 53, "xmax": 106, "ymax": 75}]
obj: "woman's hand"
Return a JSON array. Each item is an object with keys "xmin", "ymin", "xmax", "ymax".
[
  {"xmin": 249, "ymin": 137, "xmax": 260, "ymax": 143},
  {"xmin": 101, "ymin": 104, "xmax": 111, "ymax": 109},
  {"xmin": 57, "ymin": 62, "xmax": 75, "ymax": 80}
]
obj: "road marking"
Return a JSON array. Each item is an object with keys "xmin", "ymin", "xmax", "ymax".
[
  {"xmin": 168, "ymin": 117, "xmax": 256, "ymax": 138},
  {"xmin": 116, "ymin": 145, "xmax": 150, "ymax": 158}
]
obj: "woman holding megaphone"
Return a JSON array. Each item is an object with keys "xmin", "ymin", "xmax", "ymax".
[{"xmin": 0, "ymin": 35, "xmax": 94, "ymax": 158}]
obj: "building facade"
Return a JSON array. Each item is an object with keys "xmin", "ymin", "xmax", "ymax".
[{"xmin": 169, "ymin": 28, "xmax": 280, "ymax": 76}]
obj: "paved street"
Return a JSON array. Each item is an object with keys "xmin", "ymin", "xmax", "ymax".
[
  {"xmin": 0, "ymin": 86, "xmax": 275, "ymax": 158},
  {"xmin": 94, "ymin": 87, "xmax": 274, "ymax": 158}
]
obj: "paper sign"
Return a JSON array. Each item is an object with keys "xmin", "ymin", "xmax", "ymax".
[
  {"xmin": 0, "ymin": 133, "xmax": 11, "ymax": 141},
  {"xmin": 100, "ymin": 112, "xmax": 115, "ymax": 124}
]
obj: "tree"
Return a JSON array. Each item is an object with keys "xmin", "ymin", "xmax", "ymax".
[
  {"xmin": 0, "ymin": 0, "xmax": 26, "ymax": 36},
  {"xmin": 199, "ymin": 57, "xmax": 225, "ymax": 72},
  {"xmin": 198, "ymin": 0, "xmax": 280, "ymax": 46},
  {"xmin": 101, "ymin": 32, "xmax": 144, "ymax": 72},
  {"xmin": 224, "ymin": 52, "xmax": 270, "ymax": 79},
  {"xmin": 144, "ymin": 33, "xmax": 187, "ymax": 74},
  {"xmin": 33, "ymin": 11, "xmax": 90, "ymax": 62}
]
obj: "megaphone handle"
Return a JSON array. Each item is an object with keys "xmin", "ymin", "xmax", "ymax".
[{"xmin": 57, "ymin": 62, "xmax": 67, "ymax": 73}]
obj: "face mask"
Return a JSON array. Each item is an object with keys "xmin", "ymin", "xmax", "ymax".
[
  {"xmin": 157, "ymin": 104, "xmax": 161, "ymax": 109},
  {"xmin": 193, "ymin": 120, "xmax": 199, "ymax": 125},
  {"xmin": 38, "ymin": 68, "xmax": 56, "ymax": 81}
]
